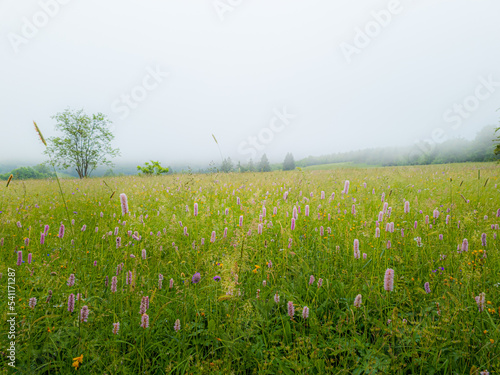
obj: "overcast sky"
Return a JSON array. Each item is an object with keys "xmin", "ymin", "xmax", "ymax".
[{"xmin": 1, "ymin": 0, "xmax": 500, "ymax": 168}]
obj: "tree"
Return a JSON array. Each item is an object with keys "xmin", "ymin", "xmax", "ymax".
[
  {"xmin": 137, "ymin": 161, "xmax": 169, "ymax": 176},
  {"xmin": 220, "ymin": 157, "xmax": 234, "ymax": 173},
  {"xmin": 258, "ymin": 154, "xmax": 271, "ymax": 172},
  {"xmin": 45, "ymin": 109, "xmax": 120, "ymax": 178},
  {"xmin": 247, "ymin": 158, "xmax": 255, "ymax": 172},
  {"xmin": 495, "ymin": 126, "xmax": 500, "ymax": 157},
  {"xmin": 283, "ymin": 152, "xmax": 296, "ymax": 171}
]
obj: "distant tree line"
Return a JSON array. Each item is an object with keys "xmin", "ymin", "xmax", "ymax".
[
  {"xmin": 219, "ymin": 154, "xmax": 272, "ymax": 173},
  {"xmin": 0, "ymin": 164, "xmax": 56, "ymax": 180},
  {"xmin": 215, "ymin": 126, "xmax": 499, "ymax": 173},
  {"xmin": 296, "ymin": 125, "xmax": 500, "ymax": 168}
]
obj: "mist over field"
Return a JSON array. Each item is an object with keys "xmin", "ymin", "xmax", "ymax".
[{"xmin": 2, "ymin": 0, "xmax": 500, "ymax": 173}]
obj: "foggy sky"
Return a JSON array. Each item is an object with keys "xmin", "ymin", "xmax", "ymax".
[{"xmin": 1, "ymin": 0, "xmax": 500, "ymax": 168}]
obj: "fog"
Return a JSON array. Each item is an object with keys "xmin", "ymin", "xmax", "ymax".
[{"xmin": 1, "ymin": 0, "xmax": 500, "ymax": 169}]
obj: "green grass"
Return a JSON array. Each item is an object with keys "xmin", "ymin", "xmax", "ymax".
[
  {"xmin": 0, "ymin": 162, "xmax": 499, "ymax": 374},
  {"xmin": 301, "ymin": 162, "xmax": 381, "ymax": 170}
]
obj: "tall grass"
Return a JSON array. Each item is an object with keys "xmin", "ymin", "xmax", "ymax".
[{"xmin": 0, "ymin": 163, "xmax": 499, "ymax": 374}]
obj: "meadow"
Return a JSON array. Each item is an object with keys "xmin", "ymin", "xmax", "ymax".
[{"xmin": 0, "ymin": 162, "xmax": 499, "ymax": 374}]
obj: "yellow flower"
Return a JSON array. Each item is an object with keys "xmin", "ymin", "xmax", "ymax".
[
  {"xmin": 72, "ymin": 361, "xmax": 79, "ymax": 369},
  {"xmin": 73, "ymin": 354, "xmax": 83, "ymax": 364}
]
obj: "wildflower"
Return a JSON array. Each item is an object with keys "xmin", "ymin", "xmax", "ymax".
[
  {"xmin": 140, "ymin": 313, "xmax": 149, "ymax": 329},
  {"xmin": 58, "ymin": 223, "xmax": 65, "ymax": 238},
  {"xmin": 194, "ymin": 202, "xmax": 198, "ymax": 216},
  {"xmin": 291, "ymin": 217, "xmax": 296, "ymax": 230},
  {"xmin": 169, "ymin": 278, "xmax": 174, "ymax": 289},
  {"xmin": 462, "ymin": 238, "xmax": 468, "ymax": 252},
  {"xmin": 343, "ymin": 180, "xmax": 350, "ymax": 195},
  {"xmin": 317, "ymin": 278, "xmax": 323, "ymax": 288},
  {"xmin": 475, "ymin": 293, "xmax": 486, "ymax": 312},
  {"xmin": 274, "ymin": 292, "xmax": 279, "ymax": 303},
  {"xmin": 302, "ymin": 306, "xmax": 309, "ymax": 319},
  {"xmin": 375, "ymin": 227, "xmax": 380, "ymax": 238},
  {"xmin": 480, "ymin": 371, "xmax": 489, "ymax": 375},
  {"xmin": 267, "ymin": 260, "xmax": 272, "ymax": 268},
  {"xmin": 72, "ymin": 354, "xmax": 83, "ymax": 369},
  {"xmin": 213, "ymin": 275, "xmax": 221, "ymax": 281},
  {"xmin": 415, "ymin": 237, "xmax": 422, "ymax": 247},
  {"xmin": 80, "ymin": 305, "xmax": 89, "ymax": 322},
  {"xmin": 424, "ymin": 282, "xmax": 431, "ymax": 294},
  {"xmin": 263, "ymin": 280, "xmax": 267, "ymax": 287},
  {"xmin": 309, "ymin": 275, "xmax": 315, "ymax": 285},
  {"xmin": 142, "ymin": 249, "xmax": 147, "ymax": 259},
  {"xmin": 17, "ymin": 251, "xmax": 22, "ymax": 266},
  {"xmin": 211, "ymin": 230, "xmax": 216, "ymax": 242},
  {"xmin": 112, "ymin": 322, "xmax": 120, "ymax": 335},
  {"xmin": 29, "ymin": 297, "xmax": 37, "ymax": 309},
  {"xmin": 305, "ymin": 205, "xmax": 309, "ymax": 217},
  {"xmin": 433, "ymin": 209, "xmax": 439, "ymax": 219},
  {"xmin": 258, "ymin": 224, "xmax": 263, "ymax": 235},
  {"xmin": 67, "ymin": 274, "xmax": 75, "ymax": 287},
  {"xmin": 174, "ymin": 319, "xmax": 181, "ymax": 332},
  {"xmin": 481, "ymin": 233, "xmax": 487, "ymax": 247},
  {"xmin": 120, "ymin": 193, "xmax": 129, "ymax": 215},
  {"xmin": 404, "ymin": 201, "xmax": 410, "ymax": 213},
  {"xmin": 384, "ymin": 268, "xmax": 394, "ymax": 292},
  {"xmin": 126, "ymin": 271, "xmax": 132, "ymax": 285},
  {"xmin": 353, "ymin": 239, "xmax": 360, "ymax": 259},
  {"xmin": 354, "ymin": 294, "xmax": 362, "ymax": 308},
  {"xmin": 139, "ymin": 296, "xmax": 148, "ymax": 314},
  {"xmin": 192, "ymin": 272, "xmax": 201, "ymax": 284},
  {"xmin": 68, "ymin": 293, "xmax": 75, "ymax": 312},
  {"xmin": 223, "ymin": 227, "xmax": 228, "ymax": 238},
  {"xmin": 288, "ymin": 301, "xmax": 294, "ymax": 319},
  {"xmin": 239, "ymin": 215, "xmax": 243, "ymax": 227},
  {"xmin": 111, "ymin": 276, "xmax": 117, "ymax": 293},
  {"xmin": 27, "ymin": 253, "xmax": 32, "ymax": 264}
]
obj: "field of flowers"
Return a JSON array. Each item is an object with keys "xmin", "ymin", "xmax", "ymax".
[{"xmin": 0, "ymin": 163, "xmax": 499, "ymax": 374}]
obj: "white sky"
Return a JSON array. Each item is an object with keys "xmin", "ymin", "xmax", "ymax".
[{"xmin": 1, "ymin": 0, "xmax": 500, "ymax": 167}]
